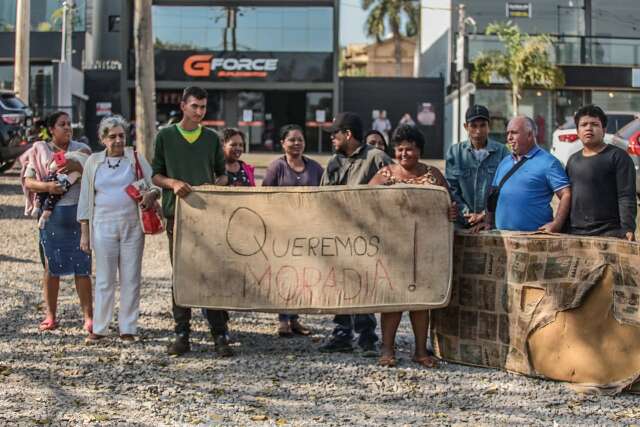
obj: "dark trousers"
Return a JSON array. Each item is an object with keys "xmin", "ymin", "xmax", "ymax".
[
  {"xmin": 166, "ymin": 217, "xmax": 229, "ymax": 337},
  {"xmin": 278, "ymin": 314, "xmax": 299, "ymax": 322},
  {"xmin": 332, "ymin": 314, "xmax": 378, "ymax": 345}
]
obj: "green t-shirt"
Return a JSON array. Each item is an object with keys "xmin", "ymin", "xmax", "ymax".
[{"xmin": 152, "ymin": 125, "xmax": 225, "ymax": 218}]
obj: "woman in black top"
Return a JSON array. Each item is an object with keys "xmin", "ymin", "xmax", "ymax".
[{"xmin": 221, "ymin": 128, "xmax": 256, "ymax": 187}]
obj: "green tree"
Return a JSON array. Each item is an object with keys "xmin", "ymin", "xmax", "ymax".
[
  {"xmin": 361, "ymin": 0, "xmax": 418, "ymax": 75},
  {"xmin": 471, "ymin": 22, "xmax": 564, "ymax": 116}
]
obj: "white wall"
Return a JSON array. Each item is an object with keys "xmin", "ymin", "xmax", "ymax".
[{"xmin": 419, "ymin": 0, "xmax": 452, "ymax": 85}]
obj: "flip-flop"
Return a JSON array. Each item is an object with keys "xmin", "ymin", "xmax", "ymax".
[
  {"xmin": 412, "ymin": 355, "xmax": 438, "ymax": 368},
  {"xmin": 38, "ymin": 319, "xmax": 58, "ymax": 331},
  {"xmin": 378, "ymin": 354, "xmax": 397, "ymax": 367}
]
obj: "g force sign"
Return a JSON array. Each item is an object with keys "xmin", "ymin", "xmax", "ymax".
[
  {"xmin": 184, "ymin": 54, "xmax": 278, "ymax": 78},
  {"xmin": 152, "ymin": 50, "xmax": 333, "ymax": 83}
]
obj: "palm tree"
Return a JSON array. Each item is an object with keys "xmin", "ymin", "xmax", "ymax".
[
  {"xmin": 471, "ymin": 22, "xmax": 564, "ymax": 116},
  {"xmin": 361, "ymin": 0, "xmax": 418, "ymax": 76}
]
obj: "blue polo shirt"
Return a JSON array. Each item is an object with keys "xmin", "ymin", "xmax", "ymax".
[{"xmin": 493, "ymin": 145, "xmax": 570, "ymax": 231}]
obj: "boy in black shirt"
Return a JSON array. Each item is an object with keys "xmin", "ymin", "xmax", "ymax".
[{"xmin": 566, "ymin": 105, "xmax": 637, "ymax": 240}]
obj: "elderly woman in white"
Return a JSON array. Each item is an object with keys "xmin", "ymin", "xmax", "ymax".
[{"xmin": 78, "ymin": 115, "xmax": 159, "ymax": 343}]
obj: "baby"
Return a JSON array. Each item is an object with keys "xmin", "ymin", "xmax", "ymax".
[{"xmin": 37, "ymin": 150, "xmax": 89, "ymax": 229}]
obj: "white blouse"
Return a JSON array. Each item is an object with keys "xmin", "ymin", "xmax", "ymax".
[{"xmin": 93, "ymin": 157, "xmax": 138, "ymax": 221}]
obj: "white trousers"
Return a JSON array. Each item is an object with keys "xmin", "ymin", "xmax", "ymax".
[{"xmin": 92, "ymin": 217, "xmax": 144, "ymax": 335}]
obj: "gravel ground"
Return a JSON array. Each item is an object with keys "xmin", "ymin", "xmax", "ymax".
[{"xmin": 1, "ymin": 166, "xmax": 640, "ymax": 426}]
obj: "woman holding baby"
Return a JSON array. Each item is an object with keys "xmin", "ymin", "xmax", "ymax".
[
  {"xmin": 22, "ymin": 111, "xmax": 94, "ymax": 333},
  {"xmin": 78, "ymin": 115, "xmax": 159, "ymax": 343}
]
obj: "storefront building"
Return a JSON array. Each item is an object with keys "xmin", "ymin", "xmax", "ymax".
[
  {"xmin": 420, "ymin": 0, "xmax": 640, "ymax": 150},
  {"xmin": 87, "ymin": 0, "xmax": 338, "ymax": 152},
  {"xmin": 0, "ymin": 0, "xmax": 88, "ymax": 126}
]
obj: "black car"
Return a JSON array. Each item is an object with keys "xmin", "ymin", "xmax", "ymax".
[{"xmin": 0, "ymin": 90, "xmax": 33, "ymax": 173}]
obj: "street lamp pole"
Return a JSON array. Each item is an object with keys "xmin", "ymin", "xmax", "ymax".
[{"xmin": 58, "ymin": 0, "xmax": 74, "ymax": 118}]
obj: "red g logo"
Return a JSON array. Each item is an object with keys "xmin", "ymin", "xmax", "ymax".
[{"xmin": 184, "ymin": 54, "xmax": 213, "ymax": 77}]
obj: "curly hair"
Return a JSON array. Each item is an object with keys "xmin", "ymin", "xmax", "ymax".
[
  {"xmin": 221, "ymin": 127, "xmax": 246, "ymax": 144},
  {"xmin": 391, "ymin": 124, "xmax": 425, "ymax": 153}
]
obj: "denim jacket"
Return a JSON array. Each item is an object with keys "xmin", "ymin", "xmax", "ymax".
[{"xmin": 445, "ymin": 139, "xmax": 510, "ymax": 224}]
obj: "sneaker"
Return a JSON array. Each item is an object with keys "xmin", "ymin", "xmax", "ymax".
[
  {"xmin": 358, "ymin": 341, "xmax": 379, "ymax": 358},
  {"xmin": 167, "ymin": 335, "xmax": 190, "ymax": 356},
  {"xmin": 318, "ymin": 337, "xmax": 353, "ymax": 353},
  {"xmin": 213, "ymin": 334, "xmax": 234, "ymax": 357}
]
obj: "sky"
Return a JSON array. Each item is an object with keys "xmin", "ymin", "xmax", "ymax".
[{"xmin": 339, "ymin": 0, "xmax": 371, "ymax": 47}]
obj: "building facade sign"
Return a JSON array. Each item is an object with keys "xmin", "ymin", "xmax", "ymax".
[
  {"xmin": 151, "ymin": 50, "xmax": 333, "ymax": 83},
  {"xmin": 506, "ymin": 2, "xmax": 532, "ymax": 18}
]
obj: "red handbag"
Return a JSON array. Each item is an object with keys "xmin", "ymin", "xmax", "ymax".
[{"xmin": 126, "ymin": 150, "xmax": 164, "ymax": 235}]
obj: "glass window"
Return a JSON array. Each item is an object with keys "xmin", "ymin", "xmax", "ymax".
[
  {"xmin": 453, "ymin": 0, "xmax": 585, "ymax": 36},
  {"xmin": 592, "ymin": 0, "xmax": 640, "ymax": 38},
  {"xmin": 153, "ymin": 5, "xmax": 333, "ymax": 52},
  {"xmin": 0, "ymin": 66, "xmax": 13, "ymax": 90},
  {"xmin": 592, "ymin": 91, "xmax": 640, "ymax": 113},
  {"xmin": 0, "ymin": 0, "xmax": 85, "ymax": 32}
]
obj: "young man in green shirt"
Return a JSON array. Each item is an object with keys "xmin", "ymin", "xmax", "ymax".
[{"xmin": 152, "ymin": 86, "xmax": 230, "ymax": 356}]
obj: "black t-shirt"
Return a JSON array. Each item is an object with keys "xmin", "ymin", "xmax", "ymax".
[
  {"xmin": 566, "ymin": 144, "xmax": 637, "ymax": 236},
  {"xmin": 226, "ymin": 161, "xmax": 251, "ymax": 187}
]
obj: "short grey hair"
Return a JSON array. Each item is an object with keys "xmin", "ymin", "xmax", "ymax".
[
  {"xmin": 509, "ymin": 115, "xmax": 538, "ymax": 143},
  {"xmin": 98, "ymin": 115, "xmax": 129, "ymax": 144}
]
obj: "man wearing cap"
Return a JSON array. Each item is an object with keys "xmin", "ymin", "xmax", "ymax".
[
  {"xmin": 319, "ymin": 112, "xmax": 392, "ymax": 357},
  {"xmin": 445, "ymin": 105, "xmax": 510, "ymax": 228}
]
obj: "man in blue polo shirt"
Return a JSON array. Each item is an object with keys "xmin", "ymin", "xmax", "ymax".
[{"xmin": 475, "ymin": 116, "xmax": 571, "ymax": 232}]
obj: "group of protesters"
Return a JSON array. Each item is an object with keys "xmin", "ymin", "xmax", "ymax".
[{"xmin": 20, "ymin": 84, "xmax": 636, "ymax": 369}]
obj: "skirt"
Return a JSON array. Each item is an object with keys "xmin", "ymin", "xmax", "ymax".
[{"xmin": 39, "ymin": 204, "xmax": 91, "ymax": 277}]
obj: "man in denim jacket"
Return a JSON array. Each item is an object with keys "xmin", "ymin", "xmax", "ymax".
[{"xmin": 445, "ymin": 105, "xmax": 510, "ymax": 227}]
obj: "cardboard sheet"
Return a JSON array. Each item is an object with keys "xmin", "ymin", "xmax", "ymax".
[
  {"xmin": 173, "ymin": 185, "xmax": 453, "ymax": 313},
  {"xmin": 432, "ymin": 231, "xmax": 640, "ymax": 394}
]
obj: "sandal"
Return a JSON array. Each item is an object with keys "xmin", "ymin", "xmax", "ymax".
[
  {"xmin": 378, "ymin": 354, "xmax": 397, "ymax": 367},
  {"xmin": 289, "ymin": 320, "xmax": 311, "ymax": 336},
  {"xmin": 278, "ymin": 322, "xmax": 293, "ymax": 338},
  {"xmin": 38, "ymin": 318, "xmax": 58, "ymax": 331},
  {"xmin": 412, "ymin": 355, "xmax": 438, "ymax": 368},
  {"xmin": 85, "ymin": 333, "xmax": 106, "ymax": 344}
]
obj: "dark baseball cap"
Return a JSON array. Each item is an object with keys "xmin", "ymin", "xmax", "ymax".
[
  {"xmin": 465, "ymin": 105, "xmax": 490, "ymax": 123},
  {"xmin": 324, "ymin": 112, "xmax": 363, "ymax": 135}
]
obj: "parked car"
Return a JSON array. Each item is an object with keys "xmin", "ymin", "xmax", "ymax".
[
  {"xmin": 550, "ymin": 112, "xmax": 639, "ymax": 166},
  {"xmin": 609, "ymin": 118, "xmax": 640, "ymax": 195},
  {"xmin": 0, "ymin": 90, "xmax": 33, "ymax": 173}
]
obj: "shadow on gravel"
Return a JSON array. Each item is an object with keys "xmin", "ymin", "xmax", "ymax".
[
  {"xmin": 0, "ymin": 204, "xmax": 29, "ymax": 219},
  {"xmin": 0, "ymin": 254, "xmax": 36, "ymax": 264},
  {"xmin": 0, "ymin": 181, "xmax": 21, "ymax": 194}
]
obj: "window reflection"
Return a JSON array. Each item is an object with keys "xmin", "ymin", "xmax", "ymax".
[
  {"xmin": 0, "ymin": 0, "xmax": 86, "ymax": 32},
  {"xmin": 152, "ymin": 6, "xmax": 333, "ymax": 52}
]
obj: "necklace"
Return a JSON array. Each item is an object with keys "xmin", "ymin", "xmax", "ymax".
[{"xmin": 106, "ymin": 158, "xmax": 122, "ymax": 169}]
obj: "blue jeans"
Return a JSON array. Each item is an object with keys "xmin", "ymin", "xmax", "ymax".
[
  {"xmin": 278, "ymin": 314, "xmax": 299, "ymax": 322},
  {"xmin": 332, "ymin": 314, "xmax": 378, "ymax": 345}
]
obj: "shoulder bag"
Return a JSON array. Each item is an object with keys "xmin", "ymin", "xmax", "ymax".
[{"xmin": 486, "ymin": 157, "xmax": 529, "ymax": 213}]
